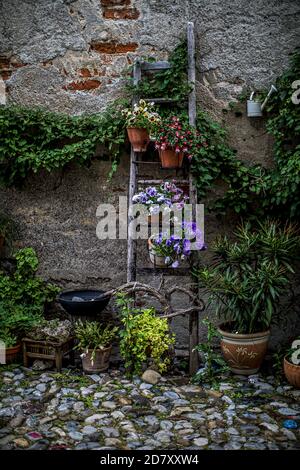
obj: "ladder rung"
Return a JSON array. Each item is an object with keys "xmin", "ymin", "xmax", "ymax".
[
  {"xmin": 137, "ymin": 179, "xmax": 189, "ymax": 185},
  {"xmin": 141, "ymin": 61, "xmax": 171, "ymax": 71},
  {"xmin": 144, "ymin": 98, "xmax": 179, "ymax": 104},
  {"xmin": 137, "ymin": 266, "xmax": 191, "ymax": 276},
  {"xmin": 133, "ymin": 161, "xmax": 160, "ymax": 165}
]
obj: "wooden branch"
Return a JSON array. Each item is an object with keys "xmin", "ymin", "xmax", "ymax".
[
  {"xmin": 107, "ymin": 281, "xmax": 205, "ymax": 319},
  {"xmin": 161, "ymin": 305, "xmax": 204, "ymax": 319},
  {"xmin": 107, "ymin": 282, "xmax": 171, "ymax": 314}
]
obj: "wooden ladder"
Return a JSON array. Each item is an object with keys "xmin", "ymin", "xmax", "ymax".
[{"xmin": 127, "ymin": 22, "xmax": 201, "ymax": 374}]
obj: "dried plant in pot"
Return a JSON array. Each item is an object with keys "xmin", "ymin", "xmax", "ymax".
[
  {"xmin": 195, "ymin": 221, "xmax": 300, "ymax": 375},
  {"xmin": 284, "ymin": 338, "xmax": 300, "ymax": 389},
  {"xmin": 74, "ymin": 320, "xmax": 118, "ymax": 373},
  {"xmin": 122, "ymin": 100, "xmax": 161, "ymax": 152}
]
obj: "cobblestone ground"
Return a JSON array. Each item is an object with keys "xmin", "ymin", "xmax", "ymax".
[{"xmin": 0, "ymin": 367, "xmax": 299, "ymax": 450}]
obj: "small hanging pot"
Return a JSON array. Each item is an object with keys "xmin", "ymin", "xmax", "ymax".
[
  {"xmin": 159, "ymin": 148, "xmax": 184, "ymax": 169},
  {"xmin": 127, "ymin": 128, "xmax": 150, "ymax": 152}
]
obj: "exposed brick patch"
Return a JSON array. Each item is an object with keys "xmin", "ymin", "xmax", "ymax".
[
  {"xmin": 80, "ymin": 68, "xmax": 92, "ymax": 78},
  {"xmin": 64, "ymin": 79, "xmax": 101, "ymax": 91},
  {"xmin": 0, "ymin": 57, "xmax": 25, "ymax": 81},
  {"xmin": 103, "ymin": 7, "xmax": 139, "ymax": 19},
  {"xmin": 100, "ymin": 0, "xmax": 139, "ymax": 20},
  {"xmin": 101, "ymin": 0, "xmax": 130, "ymax": 5},
  {"xmin": 91, "ymin": 42, "xmax": 138, "ymax": 54}
]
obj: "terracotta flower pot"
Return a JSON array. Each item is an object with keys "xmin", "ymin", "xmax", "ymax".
[
  {"xmin": 148, "ymin": 237, "xmax": 172, "ymax": 268},
  {"xmin": 284, "ymin": 356, "xmax": 300, "ymax": 389},
  {"xmin": 81, "ymin": 346, "xmax": 112, "ymax": 373},
  {"xmin": 127, "ymin": 128, "xmax": 150, "ymax": 152},
  {"xmin": 5, "ymin": 343, "xmax": 21, "ymax": 364},
  {"xmin": 159, "ymin": 149, "xmax": 184, "ymax": 169},
  {"xmin": 218, "ymin": 323, "xmax": 270, "ymax": 375}
]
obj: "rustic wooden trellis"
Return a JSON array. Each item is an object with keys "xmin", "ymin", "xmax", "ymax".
[{"xmin": 126, "ymin": 22, "xmax": 204, "ymax": 374}]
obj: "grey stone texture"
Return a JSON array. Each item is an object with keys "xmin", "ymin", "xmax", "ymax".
[{"xmin": 0, "ymin": 0, "xmax": 300, "ymax": 349}]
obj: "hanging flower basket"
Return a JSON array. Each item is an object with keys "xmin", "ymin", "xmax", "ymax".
[{"xmin": 122, "ymin": 100, "xmax": 161, "ymax": 152}]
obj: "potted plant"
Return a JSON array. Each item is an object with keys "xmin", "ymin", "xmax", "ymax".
[
  {"xmin": 148, "ymin": 222, "xmax": 205, "ymax": 268},
  {"xmin": 122, "ymin": 99, "xmax": 161, "ymax": 152},
  {"xmin": 153, "ymin": 116, "xmax": 205, "ymax": 168},
  {"xmin": 132, "ymin": 181, "xmax": 189, "ymax": 224},
  {"xmin": 0, "ymin": 301, "xmax": 43, "ymax": 363},
  {"xmin": 195, "ymin": 221, "xmax": 300, "ymax": 375},
  {"xmin": 0, "ymin": 329, "xmax": 20, "ymax": 363},
  {"xmin": 284, "ymin": 338, "xmax": 300, "ymax": 388},
  {"xmin": 117, "ymin": 293, "xmax": 175, "ymax": 376},
  {"xmin": 75, "ymin": 320, "xmax": 118, "ymax": 373}
]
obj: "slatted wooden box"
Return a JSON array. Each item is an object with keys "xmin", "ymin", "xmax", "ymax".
[{"xmin": 22, "ymin": 337, "xmax": 75, "ymax": 372}]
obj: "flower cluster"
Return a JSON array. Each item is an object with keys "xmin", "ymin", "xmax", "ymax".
[
  {"xmin": 132, "ymin": 181, "xmax": 189, "ymax": 215},
  {"xmin": 151, "ymin": 222, "xmax": 206, "ymax": 267},
  {"xmin": 122, "ymin": 99, "xmax": 161, "ymax": 130},
  {"xmin": 153, "ymin": 116, "xmax": 206, "ymax": 160}
]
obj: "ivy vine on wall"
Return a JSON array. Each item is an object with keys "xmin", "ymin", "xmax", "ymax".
[
  {"xmin": 0, "ymin": 101, "xmax": 127, "ymax": 186},
  {"xmin": 0, "ymin": 42, "xmax": 299, "ymax": 221}
]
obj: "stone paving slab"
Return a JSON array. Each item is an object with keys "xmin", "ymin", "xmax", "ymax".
[{"xmin": 0, "ymin": 367, "xmax": 299, "ymax": 450}]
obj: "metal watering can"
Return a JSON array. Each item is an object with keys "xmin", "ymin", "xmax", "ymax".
[{"xmin": 247, "ymin": 85, "xmax": 277, "ymax": 117}]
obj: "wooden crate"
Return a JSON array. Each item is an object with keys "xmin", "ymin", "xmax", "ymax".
[{"xmin": 22, "ymin": 337, "xmax": 75, "ymax": 372}]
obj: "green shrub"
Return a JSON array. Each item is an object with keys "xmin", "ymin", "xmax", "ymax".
[
  {"xmin": 194, "ymin": 220, "xmax": 300, "ymax": 334},
  {"xmin": 117, "ymin": 293, "xmax": 175, "ymax": 376}
]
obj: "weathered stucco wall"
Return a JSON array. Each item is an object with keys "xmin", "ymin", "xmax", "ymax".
[{"xmin": 0, "ymin": 0, "xmax": 300, "ymax": 350}]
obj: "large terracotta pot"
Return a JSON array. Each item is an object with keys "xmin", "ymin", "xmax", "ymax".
[
  {"xmin": 127, "ymin": 128, "xmax": 150, "ymax": 152},
  {"xmin": 81, "ymin": 346, "xmax": 112, "ymax": 373},
  {"xmin": 159, "ymin": 149, "xmax": 184, "ymax": 169},
  {"xmin": 284, "ymin": 357, "xmax": 300, "ymax": 389},
  {"xmin": 148, "ymin": 236, "xmax": 172, "ymax": 268},
  {"xmin": 218, "ymin": 324, "xmax": 270, "ymax": 375},
  {"xmin": 5, "ymin": 344, "xmax": 21, "ymax": 364}
]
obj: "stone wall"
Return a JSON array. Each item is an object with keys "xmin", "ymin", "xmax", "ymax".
[{"xmin": 0, "ymin": 0, "xmax": 300, "ymax": 350}]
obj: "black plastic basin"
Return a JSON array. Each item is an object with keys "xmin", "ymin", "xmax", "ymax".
[{"xmin": 58, "ymin": 290, "xmax": 111, "ymax": 316}]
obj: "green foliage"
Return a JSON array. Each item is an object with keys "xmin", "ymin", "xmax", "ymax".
[
  {"xmin": 0, "ymin": 248, "xmax": 59, "ymax": 307},
  {"xmin": 264, "ymin": 50, "xmax": 300, "ymax": 218},
  {"xmin": 74, "ymin": 320, "xmax": 118, "ymax": 357},
  {"xmin": 0, "ymin": 101, "xmax": 127, "ymax": 186},
  {"xmin": 0, "ymin": 301, "xmax": 42, "ymax": 346},
  {"xmin": 200, "ymin": 50, "xmax": 300, "ymax": 219},
  {"xmin": 1, "ymin": 42, "xmax": 299, "ymax": 222},
  {"xmin": 193, "ymin": 318, "xmax": 229, "ymax": 386},
  {"xmin": 127, "ymin": 41, "xmax": 192, "ymax": 105},
  {"xmin": 194, "ymin": 221, "xmax": 300, "ymax": 334},
  {"xmin": 0, "ymin": 247, "xmax": 58, "ymax": 345},
  {"xmin": 116, "ymin": 293, "xmax": 175, "ymax": 376}
]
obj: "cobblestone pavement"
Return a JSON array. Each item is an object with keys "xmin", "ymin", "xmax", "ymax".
[{"xmin": 0, "ymin": 367, "xmax": 299, "ymax": 450}]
